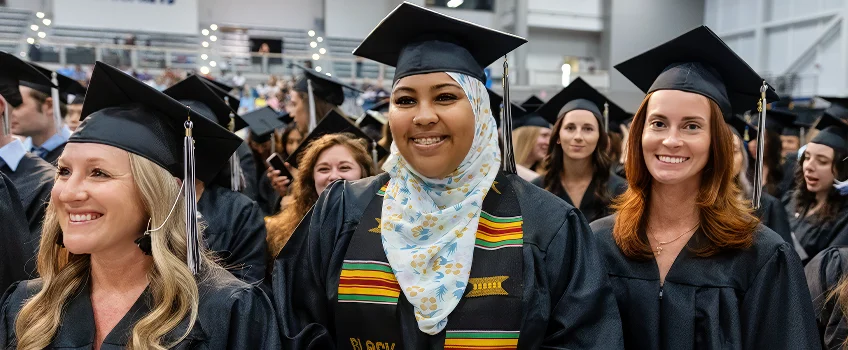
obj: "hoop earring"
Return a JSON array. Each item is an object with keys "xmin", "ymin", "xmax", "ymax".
[{"xmin": 134, "ymin": 219, "xmax": 153, "ymax": 255}]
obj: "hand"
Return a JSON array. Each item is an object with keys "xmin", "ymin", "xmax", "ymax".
[{"xmin": 266, "ymin": 167, "xmax": 291, "ymax": 197}]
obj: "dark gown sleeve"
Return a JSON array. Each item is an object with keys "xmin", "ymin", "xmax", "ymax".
[
  {"xmin": 823, "ymin": 210, "xmax": 848, "ymax": 248},
  {"xmin": 237, "ymin": 142, "xmax": 260, "ymax": 203},
  {"xmin": 0, "ymin": 173, "xmax": 31, "ymax": 293},
  {"xmin": 222, "ymin": 199, "xmax": 269, "ymax": 285},
  {"xmin": 271, "ymin": 179, "xmax": 350, "ymax": 349},
  {"xmin": 758, "ymin": 194, "xmax": 792, "ymax": 243},
  {"xmin": 540, "ymin": 207, "xmax": 624, "ymax": 349},
  {"xmin": 806, "ymin": 247, "xmax": 848, "ymax": 349},
  {"xmin": 223, "ymin": 285, "xmax": 283, "ymax": 349},
  {"xmin": 256, "ymin": 171, "xmax": 282, "ymax": 217},
  {"xmin": 741, "ymin": 242, "xmax": 821, "ymax": 349}
]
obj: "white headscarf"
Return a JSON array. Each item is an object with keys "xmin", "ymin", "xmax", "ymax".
[{"xmin": 380, "ymin": 72, "xmax": 501, "ymax": 335}]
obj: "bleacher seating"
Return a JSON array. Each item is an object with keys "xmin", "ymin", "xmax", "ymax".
[
  {"xmin": 326, "ymin": 36, "xmax": 394, "ymax": 80},
  {"xmin": 0, "ymin": 8, "xmax": 31, "ymax": 54}
]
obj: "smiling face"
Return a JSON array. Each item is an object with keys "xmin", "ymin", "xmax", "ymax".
[
  {"xmin": 802, "ymin": 142, "xmax": 836, "ymax": 194},
  {"xmin": 389, "ymin": 72, "xmax": 476, "ymax": 179},
  {"xmin": 312, "ymin": 144, "xmax": 364, "ymax": 195},
  {"xmin": 533, "ymin": 127, "xmax": 551, "ymax": 162},
  {"xmin": 53, "ymin": 143, "xmax": 148, "ymax": 255},
  {"xmin": 641, "ymin": 90, "xmax": 712, "ymax": 185},
  {"xmin": 558, "ymin": 109, "xmax": 600, "ymax": 161}
]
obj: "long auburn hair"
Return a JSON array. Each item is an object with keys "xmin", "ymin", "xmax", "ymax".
[
  {"xmin": 612, "ymin": 92, "xmax": 758, "ymax": 259},
  {"xmin": 791, "ymin": 147, "xmax": 848, "ymax": 223},
  {"xmin": 265, "ymin": 133, "xmax": 377, "ymax": 256},
  {"xmin": 543, "ymin": 109, "xmax": 613, "ymax": 211},
  {"xmin": 14, "ymin": 152, "xmax": 219, "ymax": 349}
]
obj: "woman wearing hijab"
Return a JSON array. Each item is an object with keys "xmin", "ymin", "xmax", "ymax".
[
  {"xmin": 271, "ymin": 3, "xmax": 622, "ymax": 349},
  {"xmin": 591, "ymin": 26, "xmax": 819, "ymax": 349}
]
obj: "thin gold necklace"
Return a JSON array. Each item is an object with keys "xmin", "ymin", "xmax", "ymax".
[{"xmin": 648, "ymin": 223, "xmax": 699, "ymax": 255}]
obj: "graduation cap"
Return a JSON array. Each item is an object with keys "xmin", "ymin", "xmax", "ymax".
[
  {"xmin": 727, "ymin": 115, "xmax": 758, "ymax": 141},
  {"xmin": 278, "ymin": 112, "xmax": 294, "ymax": 124},
  {"xmin": 614, "ymin": 26, "xmax": 778, "ymax": 120},
  {"xmin": 241, "ymin": 106, "xmax": 284, "ymax": 144},
  {"xmin": 535, "ymin": 77, "xmax": 628, "ymax": 131},
  {"xmin": 0, "ymin": 51, "xmax": 53, "ymax": 135},
  {"xmin": 198, "ymin": 78, "xmax": 244, "ymax": 128},
  {"xmin": 820, "ymin": 96, "xmax": 848, "ymax": 121},
  {"xmin": 812, "ymin": 113, "xmax": 848, "ymax": 153},
  {"xmin": 758, "ymin": 108, "xmax": 798, "ymax": 136},
  {"xmin": 164, "ymin": 75, "xmax": 248, "ymax": 191},
  {"xmin": 292, "ymin": 63, "xmax": 361, "ymax": 106},
  {"xmin": 287, "ymin": 109, "xmax": 389, "ymax": 169},
  {"xmin": 512, "ymin": 113, "xmax": 551, "ymax": 130},
  {"xmin": 352, "ymin": 2, "xmax": 527, "ymax": 83},
  {"xmin": 195, "ymin": 75, "xmax": 233, "ymax": 93},
  {"xmin": 369, "ymin": 99, "xmax": 390, "ymax": 114},
  {"xmin": 73, "ymin": 62, "xmax": 242, "ymax": 274},
  {"xmin": 520, "ymin": 95, "xmax": 544, "ymax": 112},
  {"xmin": 356, "ymin": 110, "xmax": 387, "ymax": 130},
  {"xmin": 18, "ymin": 62, "xmax": 86, "ymax": 105},
  {"xmin": 486, "ymin": 88, "xmax": 526, "ymax": 128}
]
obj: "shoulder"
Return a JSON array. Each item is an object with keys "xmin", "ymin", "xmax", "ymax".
[
  {"xmin": 1, "ymin": 279, "xmax": 43, "ymax": 317},
  {"xmin": 204, "ymin": 185, "xmax": 256, "ymax": 209},
  {"xmin": 806, "ymin": 247, "xmax": 848, "ymax": 299},
  {"xmin": 507, "ymin": 174, "xmax": 581, "ymax": 250},
  {"xmin": 18, "ymin": 153, "xmax": 55, "ymax": 178},
  {"xmin": 197, "ymin": 268, "xmax": 266, "ymax": 309},
  {"xmin": 333, "ymin": 173, "xmax": 391, "ymax": 222}
]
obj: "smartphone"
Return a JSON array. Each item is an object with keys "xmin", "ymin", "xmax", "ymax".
[{"xmin": 265, "ymin": 153, "xmax": 292, "ymax": 179}]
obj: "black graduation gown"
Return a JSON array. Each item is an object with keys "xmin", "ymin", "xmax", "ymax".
[
  {"xmin": 805, "ymin": 246, "xmax": 848, "ymax": 349},
  {"xmin": 0, "ymin": 267, "xmax": 280, "ymax": 349},
  {"xmin": 540, "ymin": 174, "xmax": 628, "ymax": 224},
  {"xmin": 272, "ymin": 172, "xmax": 624, "ymax": 349},
  {"xmin": 0, "ymin": 152, "xmax": 54, "ymax": 246},
  {"xmin": 236, "ymin": 142, "xmax": 260, "ymax": 203},
  {"xmin": 755, "ymin": 192, "xmax": 792, "ymax": 244},
  {"xmin": 41, "ymin": 142, "xmax": 65, "ymax": 166},
  {"xmin": 779, "ymin": 152, "xmax": 799, "ymax": 197},
  {"xmin": 786, "ymin": 197, "xmax": 848, "ymax": 263},
  {"xmin": 0, "ymin": 172, "xmax": 31, "ymax": 293},
  {"xmin": 256, "ymin": 169, "xmax": 282, "ymax": 217},
  {"xmin": 591, "ymin": 216, "xmax": 820, "ymax": 349},
  {"xmin": 197, "ymin": 184, "xmax": 269, "ymax": 284}
]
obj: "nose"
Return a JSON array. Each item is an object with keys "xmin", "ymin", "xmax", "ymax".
[
  {"xmin": 326, "ymin": 169, "xmax": 342, "ymax": 183},
  {"xmin": 413, "ymin": 102, "xmax": 439, "ymax": 125},
  {"xmin": 661, "ymin": 129, "xmax": 683, "ymax": 148},
  {"xmin": 57, "ymin": 173, "xmax": 89, "ymax": 203},
  {"xmin": 802, "ymin": 158, "xmax": 815, "ymax": 174}
]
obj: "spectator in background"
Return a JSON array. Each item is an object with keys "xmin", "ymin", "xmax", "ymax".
[{"xmin": 233, "ymin": 71, "xmax": 246, "ymax": 97}]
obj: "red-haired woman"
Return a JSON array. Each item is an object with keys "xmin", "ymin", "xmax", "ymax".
[{"xmin": 591, "ymin": 26, "xmax": 819, "ymax": 349}]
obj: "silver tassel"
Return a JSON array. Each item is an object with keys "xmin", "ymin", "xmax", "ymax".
[
  {"xmin": 226, "ymin": 106, "xmax": 246, "ymax": 192},
  {"xmin": 307, "ymin": 79, "xmax": 317, "ymax": 133},
  {"xmin": 51, "ymin": 72, "xmax": 63, "ymax": 133},
  {"xmin": 501, "ymin": 58, "xmax": 516, "ymax": 174},
  {"xmin": 1, "ymin": 94, "xmax": 10, "ymax": 136},
  {"xmin": 183, "ymin": 116, "xmax": 201, "ymax": 275},
  {"xmin": 603, "ymin": 102, "xmax": 609, "ymax": 132},
  {"xmin": 752, "ymin": 82, "xmax": 768, "ymax": 209},
  {"xmin": 371, "ymin": 140, "xmax": 379, "ymax": 169}
]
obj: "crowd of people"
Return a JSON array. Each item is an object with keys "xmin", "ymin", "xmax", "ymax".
[{"xmin": 0, "ymin": 2, "xmax": 847, "ymax": 349}]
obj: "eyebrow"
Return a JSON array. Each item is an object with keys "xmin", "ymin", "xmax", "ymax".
[
  {"xmin": 393, "ymin": 83, "xmax": 463, "ymax": 94},
  {"xmin": 57, "ymin": 156, "xmax": 109, "ymax": 165},
  {"xmin": 649, "ymin": 113, "xmax": 707, "ymax": 122}
]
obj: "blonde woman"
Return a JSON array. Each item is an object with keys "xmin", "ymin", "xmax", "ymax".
[
  {"xmin": 0, "ymin": 63, "xmax": 280, "ymax": 349},
  {"xmin": 512, "ymin": 119, "xmax": 551, "ymax": 178}
]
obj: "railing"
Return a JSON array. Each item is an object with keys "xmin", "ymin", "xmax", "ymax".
[{"xmin": 5, "ymin": 39, "xmax": 391, "ymax": 82}]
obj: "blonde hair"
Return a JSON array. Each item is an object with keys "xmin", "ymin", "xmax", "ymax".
[
  {"xmin": 14, "ymin": 152, "xmax": 214, "ymax": 349},
  {"xmin": 513, "ymin": 126, "xmax": 546, "ymax": 173}
]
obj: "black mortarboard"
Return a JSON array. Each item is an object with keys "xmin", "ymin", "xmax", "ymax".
[
  {"xmin": 196, "ymin": 75, "xmax": 233, "ymax": 93},
  {"xmin": 369, "ymin": 99, "xmax": 390, "ymax": 114},
  {"xmin": 356, "ymin": 110, "xmax": 387, "ymax": 130},
  {"xmin": 486, "ymin": 88, "xmax": 526, "ymax": 128},
  {"xmin": 793, "ymin": 107, "xmax": 823, "ymax": 129},
  {"xmin": 727, "ymin": 115, "xmax": 758, "ymax": 141},
  {"xmin": 520, "ymin": 95, "xmax": 544, "ymax": 112},
  {"xmin": 820, "ymin": 96, "xmax": 848, "ymax": 121},
  {"xmin": 198, "ymin": 78, "xmax": 244, "ymax": 129},
  {"xmin": 0, "ymin": 51, "xmax": 54, "ymax": 108},
  {"xmin": 287, "ymin": 109, "xmax": 389, "ymax": 169},
  {"xmin": 353, "ymin": 2, "xmax": 527, "ymax": 82},
  {"xmin": 512, "ymin": 113, "xmax": 551, "ymax": 130},
  {"xmin": 74, "ymin": 62, "xmax": 241, "ymax": 185},
  {"xmin": 762, "ymin": 108, "xmax": 798, "ymax": 136},
  {"xmin": 278, "ymin": 112, "xmax": 294, "ymax": 124},
  {"xmin": 812, "ymin": 113, "xmax": 848, "ymax": 153},
  {"xmin": 292, "ymin": 64, "xmax": 361, "ymax": 106},
  {"xmin": 535, "ymin": 77, "xmax": 628, "ymax": 128},
  {"xmin": 241, "ymin": 106, "xmax": 284, "ymax": 143},
  {"xmin": 19, "ymin": 62, "xmax": 86, "ymax": 104},
  {"xmin": 614, "ymin": 26, "xmax": 779, "ymax": 120},
  {"xmin": 164, "ymin": 76, "xmax": 245, "ymax": 131}
]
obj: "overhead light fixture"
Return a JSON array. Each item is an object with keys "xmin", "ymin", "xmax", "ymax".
[
  {"xmin": 210, "ymin": 61, "xmax": 217, "ymax": 67},
  {"xmin": 210, "ymin": 24, "xmax": 218, "ymax": 31},
  {"xmin": 317, "ymin": 37, "xmax": 323, "ymax": 43},
  {"xmin": 202, "ymin": 41, "xmax": 209, "ymax": 48},
  {"xmin": 310, "ymin": 41, "xmax": 317, "ymax": 48},
  {"xmin": 36, "ymin": 12, "xmax": 44, "ymax": 19},
  {"xmin": 447, "ymin": 0, "xmax": 464, "ymax": 8},
  {"xmin": 37, "ymin": 31, "xmax": 46, "ymax": 39},
  {"xmin": 308, "ymin": 30, "xmax": 315, "ymax": 37},
  {"xmin": 315, "ymin": 66, "xmax": 322, "ymax": 72},
  {"xmin": 42, "ymin": 19, "xmax": 51, "ymax": 26},
  {"xmin": 319, "ymin": 48, "xmax": 326, "ymax": 55},
  {"xmin": 326, "ymin": 73, "xmax": 332, "ymax": 76},
  {"xmin": 30, "ymin": 25, "xmax": 38, "ymax": 31},
  {"xmin": 312, "ymin": 53, "xmax": 320, "ymax": 60},
  {"xmin": 26, "ymin": 37, "xmax": 35, "ymax": 44},
  {"xmin": 561, "ymin": 63, "xmax": 572, "ymax": 87},
  {"xmin": 201, "ymin": 54, "xmax": 208, "ymax": 60},
  {"xmin": 20, "ymin": 52, "xmax": 26, "ymax": 57},
  {"xmin": 200, "ymin": 66, "xmax": 210, "ymax": 75},
  {"xmin": 202, "ymin": 29, "xmax": 209, "ymax": 36},
  {"xmin": 210, "ymin": 35, "xmax": 217, "ymax": 42}
]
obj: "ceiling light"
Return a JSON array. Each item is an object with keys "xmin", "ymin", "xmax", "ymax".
[
  {"xmin": 200, "ymin": 66, "xmax": 210, "ymax": 75},
  {"xmin": 315, "ymin": 66, "xmax": 322, "ymax": 72},
  {"xmin": 317, "ymin": 37, "xmax": 323, "ymax": 42},
  {"xmin": 20, "ymin": 52, "xmax": 26, "ymax": 57},
  {"xmin": 209, "ymin": 61, "xmax": 217, "ymax": 67},
  {"xmin": 326, "ymin": 73, "xmax": 332, "ymax": 76},
  {"xmin": 312, "ymin": 53, "xmax": 320, "ymax": 60},
  {"xmin": 26, "ymin": 38, "xmax": 35, "ymax": 44},
  {"xmin": 42, "ymin": 19, "xmax": 51, "ymax": 26},
  {"xmin": 308, "ymin": 30, "xmax": 315, "ymax": 37},
  {"xmin": 202, "ymin": 41, "xmax": 209, "ymax": 47},
  {"xmin": 202, "ymin": 29, "xmax": 209, "ymax": 36},
  {"xmin": 37, "ymin": 31, "xmax": 46, "ymax": 38},
  {"xmin": 201, "ymin": 54, "xmax": 208, "ymax": 60},
  {"xmin": 210, "ymin": 35, "xmax": 217, "ymax": 42},
  {"xmin": 210, "ymin": 24, "xmax": 218, "ymax": 31},
  {"xmin": 319, "ymin": 48, "xmax": 326, "ymax": 54},
  {"xmin": 30, "ymin": 25, "xmax": 38, "ymax": 31},
  {"xmin": 310, "ymin": 41, "xmax": 317, "ymax": 48},
  {"xmin": 36, "ymin": 12, "xmax": 44, "ymax": 19}
]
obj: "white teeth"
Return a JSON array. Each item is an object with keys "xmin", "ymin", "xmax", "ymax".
[
  {"xmin": 659, "ymin": 156, "xmax": 688, "ymax": 164},
  {"xmin": 413, "ymin": 137, "xmax": 444, "ymax": 145},
  {"xmin": 70, "ymin": 213, "xmax": 101, "ymax": 222},
  {"xmin": 85, "ymin": 214, "xmax": 91, "ymax": 221}
]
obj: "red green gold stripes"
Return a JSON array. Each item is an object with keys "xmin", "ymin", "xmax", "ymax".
[
  {"xmin": 444, "ymin": 330, "xmax": 520, "ymax": 349},
  {"xmin": 377, "ymin": 184, "xmax": 387, "ymax": 196},
  {"xmin": 339, "ymin": 260, "xmax": 400, "ymax": 305},
  {"xmin": 475, "ymin": 212, "xmax": 523, "ymax": 250}
]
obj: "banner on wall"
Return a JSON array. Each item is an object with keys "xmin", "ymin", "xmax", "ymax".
[{"xmin": 54, "ymin": 0, "xmax": 199, "ymax": 35}]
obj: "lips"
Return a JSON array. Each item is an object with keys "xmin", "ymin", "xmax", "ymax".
[
  {"xmin": 412, "ymin": 136, "xmax": 446, "ymax": 145},
  {"xmin": 69, "ymin": 213, "xmax": 103, "ymax": 223},
  {"xmin": 657, "ymin": 155, "xmax": 690, "ymax": 164}
]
